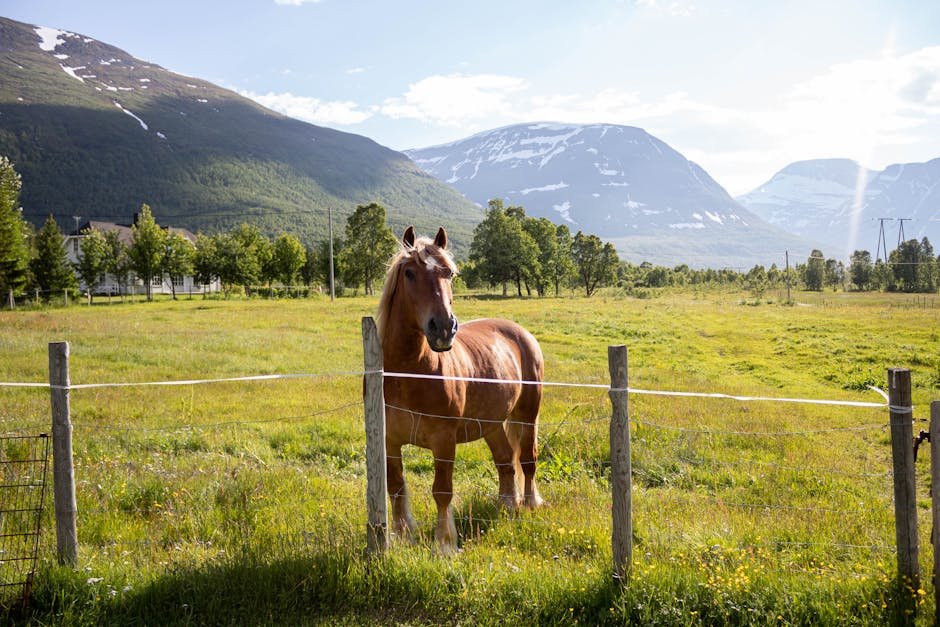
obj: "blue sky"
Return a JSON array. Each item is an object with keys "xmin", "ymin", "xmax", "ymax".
[{"xmin": 5, "ymin": 0, "xmax": 940, "ymax": 194}]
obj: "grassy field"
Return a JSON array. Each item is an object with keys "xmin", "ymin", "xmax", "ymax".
[{"xmin": 1, "ymin": 288, "xmax": 940, "ymax": 625}]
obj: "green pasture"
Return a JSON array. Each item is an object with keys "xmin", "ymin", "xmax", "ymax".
[{"xmin": 1, "ymin": 288, "xmax": 939, "ymax": 625}]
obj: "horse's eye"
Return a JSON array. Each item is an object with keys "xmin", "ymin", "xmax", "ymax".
[
  {"xmin": 442, "ymin": 268, "xmax": 454, "ymax": 280},
  {"xmin": 404, "ymin": 268, "xmax": 416, "ymax": 281}
]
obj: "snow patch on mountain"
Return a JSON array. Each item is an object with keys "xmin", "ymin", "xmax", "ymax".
[
  {"xmin": 113, "ymin": 101, "xmax": 148, "ymax": 130},
  {"xmin": 34, "ymin": 26, "xmax": 71, "ymax": 51}
]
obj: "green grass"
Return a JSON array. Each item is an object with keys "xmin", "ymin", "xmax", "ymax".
[{"xmin": 1, "ymin": 288, "xmax": 939, "ymax": 625}]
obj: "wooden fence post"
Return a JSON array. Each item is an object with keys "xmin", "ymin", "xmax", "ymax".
[
  {"xmin": 929, "ymin": 400, "xmax": 940, "ymax": 622},
  {"xmin": 362, "ymin": 317, "xmax": 388, "ymax": 555},
  {"xmin": 608, "ymin": 344, "xmax": 632, "ymax": 582},
  {"xmin": 49, "ymin": 341, "xmax": 78, "ymax": 565},
  {"xmin": 888, "ymin": 368, "xmax": 919, "ymax": 592}
]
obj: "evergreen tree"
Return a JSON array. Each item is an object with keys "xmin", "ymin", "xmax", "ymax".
[
  {"xmin": 75, "ymin": 227, "xmax": 109, "ymax": 303},
  {"xmin": 340, "ymin": 202, "xmax": 396, "ymax": 296},
  {"xmin": 128, "ymin": 205, "xmax": 166, "ymax": 301},
  {"xmin": 30, "ymin": 215, "xmax": 78, "ymax": 299},
  {"xmin": 0, "ymin": 156, "xmax": 31, "ymax": 299}
]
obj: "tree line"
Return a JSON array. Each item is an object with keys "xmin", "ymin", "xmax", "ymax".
[{"xmin": 3, "ymin": 154, "xmax": 939, "ymax": 306}]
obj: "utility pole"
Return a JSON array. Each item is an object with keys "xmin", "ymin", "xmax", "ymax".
[
  {"xmin": 785, "ymin": 250, "xmax": 791, "ymax": 302},
  {"xmin": 328, "ymin": 207, "xmax": 335, "ymax": 303},
  {"xmin": 896, "ymin": 218, "xmax": 912, "ymax": 247},
  {"xmin": 875, "ymin": 218, "xmax": 892, "ymax": 262}
]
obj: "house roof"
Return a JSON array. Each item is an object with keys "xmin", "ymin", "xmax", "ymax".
[{"xmin": 70, "ymin": 220, "xmax": 198, "ymax": 245}]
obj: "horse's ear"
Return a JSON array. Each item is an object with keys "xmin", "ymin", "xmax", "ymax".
[
  {"xmin": 403, "ymin": 226, "xmax": 416, "ymax": 249},
  {"xmin": 434, "ymin": 227, "xmax": 448, "ymax": 250}
]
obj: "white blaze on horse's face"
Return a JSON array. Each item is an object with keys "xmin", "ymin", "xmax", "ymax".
[
  {"xmin": 402, "ymin": 255, "xmax": 458, "ymax": 352},
  {"xmin": 400, "ymin": 227, "xmax": 459, "ymax": 352}
]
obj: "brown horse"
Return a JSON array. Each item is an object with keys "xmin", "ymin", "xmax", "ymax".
[{"xmin": 377, "ymin": 226, "xmax": 544, "ymax": 553}]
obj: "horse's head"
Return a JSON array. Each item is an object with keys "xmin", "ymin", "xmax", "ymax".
[{"xmin": 386, "ymin": 226, "xmax": 459, "ymax": 352}]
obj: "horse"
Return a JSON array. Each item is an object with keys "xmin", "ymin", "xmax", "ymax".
[{"xmin": 376, "ymin": 225, "xmax": 545, "ymax": 553}]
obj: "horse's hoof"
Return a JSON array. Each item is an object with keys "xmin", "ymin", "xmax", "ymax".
[{"xmin": 524, "ymin": 495, "xmax": 545, "ymax": 508}]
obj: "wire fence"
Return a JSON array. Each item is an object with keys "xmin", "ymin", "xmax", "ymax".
[
  {"xmin": 0, "ymin": 359, "xmax": 909, "ymax": 591},
  {"xmin": 0, "ymin": 434, "xmax": 50, "ymax": 606}
]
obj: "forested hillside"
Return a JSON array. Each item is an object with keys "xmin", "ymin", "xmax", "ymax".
[{"xmin": 0, "ymin": 17, "xmax": 481, "ymax": 252}]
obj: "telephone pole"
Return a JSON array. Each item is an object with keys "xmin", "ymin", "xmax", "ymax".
[{"xmin": 328, "ymin": 207, "xmax": 335, "ymax": 303}]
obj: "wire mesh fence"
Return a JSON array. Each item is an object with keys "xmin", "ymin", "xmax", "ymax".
[{"xmin": 0, "ymin": 434, "xmax": 50, "ymax": 606}]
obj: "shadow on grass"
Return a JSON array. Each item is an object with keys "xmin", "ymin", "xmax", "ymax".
[{"xmin": 12, "ymin": 551, "xmax": 443, "ymax": 626}]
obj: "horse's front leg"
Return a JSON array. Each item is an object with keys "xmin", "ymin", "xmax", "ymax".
[
  {"xmin": 431, "ymin": 438, "xmax": 458, "ymax": 554},
  {"xmin": 387, "ymin": 443, "xmax": 417, "ymax": 541}
]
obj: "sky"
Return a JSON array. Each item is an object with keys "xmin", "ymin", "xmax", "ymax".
[{"xmin": 4, "ymin": 0, "xmax": 940, "ymax": 195}]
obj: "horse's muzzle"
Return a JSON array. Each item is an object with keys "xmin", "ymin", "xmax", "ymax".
[{"xmin": 426, "ymin": 314, "xmax": 459, "ymax": 352}]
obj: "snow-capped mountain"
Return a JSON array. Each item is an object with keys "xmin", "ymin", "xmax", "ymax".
[
  {"xmin": 0, "ymin": 16, "xmax": 481, "ymax": 250},
  {"xmin": 737, "ymin": 158, "xmax": 940, "ymax": 258},
  {"xmin": 406, "ymin": 123, "xmax": 816, "ymax": 267}
]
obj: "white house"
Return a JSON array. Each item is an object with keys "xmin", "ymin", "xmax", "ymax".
[{"xmin": 64, "ymin": 218, "xmax": 220, "ymax": 297}]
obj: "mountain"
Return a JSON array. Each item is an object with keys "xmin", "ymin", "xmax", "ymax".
[
  {"xmin": 405, "ymin": 122, "xmax": 816, "ymax": 268},
  {"xmin": 0, "ymin": 17, "xmax": 482, "ymax": 252},
  {"xmin": 737, "ymin": 158, "xmax": 940, "ymax": 259}
]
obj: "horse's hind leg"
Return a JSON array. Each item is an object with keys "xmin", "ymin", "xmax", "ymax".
[
  {"xmin": 387, "ymin": 443, "xmax": 417, "ymax": 541},
  {"xmin": 484, "ymin": 427, "xmax": 519, "ymax": 509},
  {"xmin": 511, "ymin": 406, "xmax": 543, "ymax": 509}
]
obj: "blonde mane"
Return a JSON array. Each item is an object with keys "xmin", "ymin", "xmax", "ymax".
[{"xmin": 376, "ymin": 236, "xmax": 458, "ymax": 343}]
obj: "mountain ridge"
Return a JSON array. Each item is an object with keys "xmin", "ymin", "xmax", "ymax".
[
  {"xmin": 406, "ymin": 122, "xmax": 818, "ymax": 268},
  {"xmin": 736, "ymin": 157, "xmax": 940, "ymax": 258},
  {"xmin": 0, "ymin": 16, "xmax": 482, "ymax": 252}
]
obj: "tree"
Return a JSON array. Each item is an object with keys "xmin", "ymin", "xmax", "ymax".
[
  {"xmin": 824, "ymin": 258, "xmax": 844, "ymax": 291},
  {"xmin": 551, "ymin": 225, "xmax": 575, "ymax": 296},
  {"xmin": 75, "ymin": 228, "xmax": 109, "ymax": 302},
  {"xmin": 340, "ymin": 202, "xmax": 397, "ymax": 296},
  {"xmin": 468, "ymin": 200, "xmax": 539, "ymax": 296},
  {"xmin": 193, "ymin": 233, "xmax": 219, "ymax": 295},
  {"xmin": 522, "ymin": 216, "xmax": 561, "ymax": 297},
  {"xmin": 30, "ymin": 215, "xmax": 78, "ymax": 299},
  {"xmin": 128, "ymin": 205, "xmax": 166, "ymax": 301},
  {"xmin": 162, "ymin": 231, "xmax": 195, "ymax": 300},
  {"xmin": 231, "ymin": 223, "xmax": 271, "ymax": 291},
  {"xmin": 849, "ymin": 250, "xmax": 873, "ymax": 291},
  {"xmin": 0, "ymin": 156, "xmax": 31, "ymax": 299},
  {"xmin": 103, "ymin": 230, "xmax": 131, "ymax": 299},
  {"xmin": 803, "ymin": 250, "xmax": 825, "ymax": 291},
  {"xmin": 570, "ymin": 231, "xmax": 619, "ymax": 296},
  {"xmin": 272, "ymin": 233, "xmax": 306, "ymax": 288},
  {"xmin": 891, "ymin": 237, "xmax": 938, "ymax": 293}
]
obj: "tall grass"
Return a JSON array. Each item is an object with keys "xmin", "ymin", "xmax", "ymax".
[{"xmin": 1, "ymin": 289, "xmax": 939, "ymax": 625}]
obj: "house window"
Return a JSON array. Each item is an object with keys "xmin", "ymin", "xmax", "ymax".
[
  {"xmin": 72, "ymin": 238, "xmax": 79, "ymax": 254},
  {"xmin": 151, "ymin": 275, "xmax": 163, "ymax": 287},
  {"xmin": 172, "ymin": 275, "xmax": 185, "ymax": 288}
]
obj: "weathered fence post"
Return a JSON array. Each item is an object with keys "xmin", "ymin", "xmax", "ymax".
[
  {"xmin": 888, "ymin": 368, "xmax": 919, "ymax": 592},
  {"xmin": 929, "ymin": 400, "xmax": 940, "ymax": 622},
  {"xmin": 362, "ymin": 317, "xmax": 388, "ymax": 555},
  {"xmin": 48, "ymin": 341, "xmax": 78, "ymax": 565},
  {"xmin": 608, "ymin": 344, "xmax": 632, "ymax": 582}
]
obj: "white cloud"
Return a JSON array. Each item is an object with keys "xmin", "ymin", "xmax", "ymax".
[
  {"xmin": 240, "ymin": 90, "xmax": 375, "ymax": 125},
  {"xmin": 380, "ymin": 73, "xmax": 529, "ymax": 125},
  {"xmin": 273, "ymin": 0, "xmax": 321, "ymax": 5}
]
